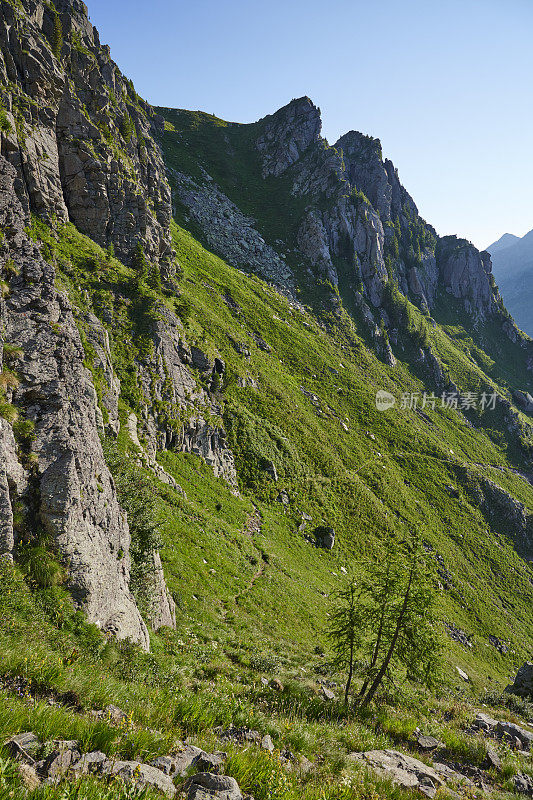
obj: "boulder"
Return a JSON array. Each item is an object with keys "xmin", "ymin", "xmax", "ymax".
[
  {"xmin": 412, "ymin": 733, "xmax": 444, "ymax": 751},
  {"xmin": 261, "ymin": 459, "xmax": 278, "ymax": 481},
  {"xmin": 216, "ymin": 726, "xmax": 261, "ymax": 745},
  {"xmin": 17, "ymin": 763, "xmax": 40, "ymax": 790},
  {"xmin": 71, "ymin": 751, "xmax": 107, "ymax": 775},
  {"xmin": 473, "ymin": 712, "xmax": 499, "ymax": 732},
  {"xmin": 150, "ymin": 745, "xmax": 204, "ymax": 777},
  {"xmin": 349, "ymin": 750, "xmax": 443, "ymax": 796},
  {"xmin": 195, "ymin": 752, "xmax": 227, "ymax": 773},
  {"xmin": 100, "ymin": 760, "xmax": 176, "ymax": 797},
  {"xmin": 506, "ymin": 662, "xmax": 533, "ymax": 698},
  {"xmin": 484, "ymin": 746, "xmax": 502, "ymax": 771},
  {"xmin": 40, "ymin": 746, "xmax": 80, "ymax": 780},
  {"xmin": 495, "ymin": 721, "xmax": 533, "ymax": 751},
  {"xmin": 314, "ymin": 526, "xmax": 335, "ymax": 550},
  {"xmin": 184, "ymin": 772, "xmax": 243, "ymax": 800},
  {"xmin": 514, "ymin": 773, "xmax": 533, "ymax": 795},
  {"xmin": 455, "ymin": 666, "xmax": 469, "ymax": 682},
  {"xmin": 261, "ymin": 735, "xmax": 274, "ymax": 752},
  {"xmin": 5, "ymin": 732, "xmax": 41, "ymax": 762}
]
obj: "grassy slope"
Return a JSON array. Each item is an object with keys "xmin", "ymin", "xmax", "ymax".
[
  {"xmin": 20, "ymin": 211, "xmax": 533, "ymax": 684},
  {"xmin": 2, "ymin": 217, "xmax": 533, "ymax": 799},
  {"xmin": 2, "ymin": 116, "xmax": 533, "ymax": 796}
]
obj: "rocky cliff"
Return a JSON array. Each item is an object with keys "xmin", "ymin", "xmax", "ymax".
[
  {"xmin": 1, "ymin": 2, "xmax": 532, "ymax": 654},
  {"xmin": 0, "ymin": 0, "xmax": 236, "ymax": 648},
  {"xmin": 255, "ymin": 98, "xmax": 499, "ymax": 320},
  {"xmin": 164, "ymin": 97, "xmax": 502, "ymax": 327},
  {"xmin": 0, "ymin": 155, "xmax": 151, "ymax": 647},
  {"xmin": 0, "ymin": 0, "xmax": 173, "ymax": 272}
]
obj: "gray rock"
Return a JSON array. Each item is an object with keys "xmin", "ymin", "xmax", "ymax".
[
  {"xmin": 5, "ymin": 732, "xmax": 41, "ymax": 761},
  {"xmin": 256, "ymin": 97, "xmax": 322, "ymax": 179},
  {"xmin": 0, "ymin": 157, "xmax": 149, "ymax": 648},
  {"xmin": 473, "ymin": 712, "xmax": 499, "ymax": 731},
  {"xmin": 0, "ymin": 0, "xmax": 174, "ymax": 271},
  {"xmin": 71, "ymin": 751, "xmax": 107, "ymax": 775},
  {"xmin": 261, "ymin": 460, "xmax": 278, "ymax": 481},
  {"xmin": 349, "ymin": 750, "xmax": 444, "ymax": 795},
  {"xmin": 185, "ymin": 772, "xmax": 243, "ymax": 800},
  {"xmin": 412, "ymin": 733, "xmax": 444, "ymax": 751},
  {"xmin": 100, "ymin": 759, "xmax": 176, "ymax": 797},
  {"xmin": 514, "ymin": 773, "xmax": 533, "ymax": 795},
  {"xmin": 150, "ymin": 745, "xmax": 203, "ymax": 777},
  {"xmin": 41, "ymin": 747, "xmax": 80, "ymax": 780},
  {"xmin": 261, "ymin": 735, "xmax": 274, "ymax": 752},
  {"xmin": 513, "ymin": 391, "xmax": 533, "ymax": 415},
  {"xmin": 455, "ymin": 667, "xmax": 469, "ymax": 682},
  {"xmin": 484, "ymin": 746, "xmax": 502, "ymax": 771},
  {"xmin": 195, "ymin": 752, "xmax": 227, "ymax": 773},
  {"xmin": 437, "ymin": 237, "xmax": 494, "ymax": 318},
  {"xmin": 321, "ymin": 686, "xmax": 335, "ymax": 701},
  {"xmin": 314, "ymin": 526, "xmax": 335, "ymax": 550},
  {"xmin": 495, "ymin": 720, "xmax": 533, "ymax": 751},
  {"xmin": 488, "ymin": 634, "xmax": 508, "ymax": 654},
  {"xmin": 170, "ymin": 169, "xmax": 294, "ymax": 291},
  {"xmin": 506, "ymin": 662, "xmax": 533, "ymax": 699},
  {"xmin": 16, "ymin": 762, "xmax": 41, "ymax": 790}
]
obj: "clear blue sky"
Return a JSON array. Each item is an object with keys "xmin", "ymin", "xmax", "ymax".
[{"xmin": 86, "ymin": 0, "xmax": 533, "ymax": 251}]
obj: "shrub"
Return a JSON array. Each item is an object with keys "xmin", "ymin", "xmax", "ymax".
[
  {"xmin": 0, "ymin": 101, "xmax": 12, "ymax": 134},
  {"xmin": 19, "ymin": 543, "xmax": 66, "ymax": 590},
  {"xmin": 120, "ymin": 112, "xmax": 135, "ymax": 142},
  {"xmin": 101, "ymin": 438, "xmax": 162, "ymax": 599},
  {"xmin": 249, "ymin": 653, "xmax": 280, "ymax": 673},
  {"xmin": 50, "ymin": 6, "xmax": 63, "ymax": 59}
]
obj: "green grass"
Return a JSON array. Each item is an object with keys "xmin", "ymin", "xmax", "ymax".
[{"xmin": 3, "ymin": 141, "xmax": 533, "ymax": 798}]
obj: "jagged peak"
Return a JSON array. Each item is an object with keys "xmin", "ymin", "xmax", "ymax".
[
  {"xmin": 54, "ymin": 0, "xmax": 89, "ymax": 16},
  {"xmin": 255, "ymin": 96, "xmax": 322, "ymax": 178},
  {"xmin": 263, "ymin": 96, "xmax": 321, "ymax": 123},
  {"xmin": 335, "ymin": 130, "xmax": 383, "ymax": 162}
]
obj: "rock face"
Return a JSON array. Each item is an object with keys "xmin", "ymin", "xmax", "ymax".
[
  {"xmin": 349, "ymin": 750, "xmax": 444, "ymax": 798},
  {"xmin": 436, "ymin": 236, "xmax": 495, "ymax": 317},
  {"xmin": 506, "ymin": 662, "xmax": 533, "ymax": 698},
  {"xmin": 256, "ymin": 96, "xmax": 322, "ymax": 178},
  {"xmin": 171, "ymin": 169, "xmax": 294, "ymax": 291},
  {"xmin": 0, "ymin": 0, "xmax": 242, "ymax": 647},
  {"xmin": 0, "ymin": 155, "xmax": 149, "ymax": 647},
  {"xmin": 167, "ymin": 95, "xmax": 500, "ymax": 330},
  {"xmin": 0, "ymin": 0, "xmax": 173, "ymax": 272}
]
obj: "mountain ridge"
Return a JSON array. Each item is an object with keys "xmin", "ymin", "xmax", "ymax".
[
  {"xmin": 1, "ymin": 4, "xmax": 533, "ymax": 797},
  {"xmin": 488, "ymin": 227, "xmax": 533, "ymax": 336}
]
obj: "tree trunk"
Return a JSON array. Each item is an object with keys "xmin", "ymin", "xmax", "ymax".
[
  {"xmin": 345, "ymin": 638, "xmax": 354, "ymax": 705},
  {"xmin": 361, "ymin": 565, "xmax": 414, "ymax": 708},
  {"xmin": 358, "ymin": 563, "xmax": 391, "ymax": 700}
]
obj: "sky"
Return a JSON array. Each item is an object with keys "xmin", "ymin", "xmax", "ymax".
[{"xmin": 85, "ymin": 0, "xmax": 533, "ymax": 251}]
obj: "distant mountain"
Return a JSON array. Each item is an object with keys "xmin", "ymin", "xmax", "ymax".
[
  {"xmin": 488, "ymin": 232, "xmax": 520, "ymax": 254},
  {"xmin": 488, "ymin": 229, "xmax": 533, "ymax": 335}
]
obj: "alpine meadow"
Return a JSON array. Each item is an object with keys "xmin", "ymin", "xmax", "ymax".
[{"xmin": 0, "ymin": 2, "xmax": 532, "ymax": 799}]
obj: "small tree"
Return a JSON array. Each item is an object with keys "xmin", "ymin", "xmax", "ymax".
[
  {"xmin": 328, "ymin": 536, "xmax": 441, "ymax": 708},
  {"xmin": 328, "ymin": 578, "xmax": 361, "ymax": 705},
  {"xmin": 132, "ymin": 241, "xmax": 148, "ymax": 285},
  {"xmin": 50, "ymin": 7, "xmax": 63, "ymax": 60}
]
